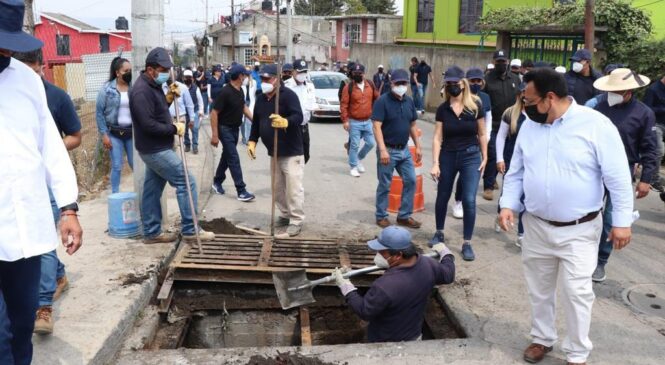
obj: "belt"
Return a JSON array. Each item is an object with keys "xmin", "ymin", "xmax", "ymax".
[
  {"xmin": 385, "ymin": 143, "xmax": 406, "ymax": 149},
  {"xmin": 536, "ymin": 211, "xmax": 600, "ymax": 227}
]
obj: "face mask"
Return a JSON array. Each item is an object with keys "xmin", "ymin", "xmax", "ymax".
[
  {"xmin": 495, "ymin": 63, "xmax": 507, "ymax": 74},
  {"xmin": 352, "ymin": 74, "xmax": 363, "ymax": 83},
  {"xmin": 121, "ymin": 71, "xmax": 132, "ymax": 84},
  {"xmin": 572, "ymin": 62, "xmax": 584, "ymax": 73},
  {"xmin": 261, "ymin": 82, "xmax": 274, "ymax": 94},
  {"xmin": 373, "ymin": 253, "xmax": 390, "ymax": 269},
  {"xmin": 524, "ymin": 101, "xmax": 550, "ymax": 124},
  {"xmin": 154, "ymin": 72, "xmax": 170, "ymax": 85},
  {"xmin": 0, "ymin": 55, "xmax": 11, "ymax": 74},
  {"xmin": 295, "ymin": 73, "xmax": 307, "ymax": 83},
  {"xmin": 446, "ymin": 84, "xmax": 462, "ymax": 97},
  {"xmin": 470, "ymin": 84, "xmax": 481, "ymax": 95},
  {"xmin": 392, "ymin": 85, "xmax": 407, "ymax": 96},
  {"xmin": 281, "ymin": 75, "xmax": 292, "ymax": 81},
  {"xmin": 378, "ymin": 68, "xmax": 383, "ymax": 73},
  {"xmin": 607, "ymin": 92, "xmax": 625, "ymax": 107},
  {"xmin": 242, "ymin": 77, "xmax": 249, "ymax": 86}
]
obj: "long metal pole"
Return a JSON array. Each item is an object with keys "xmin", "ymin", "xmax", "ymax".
[
  {"xmin": 231, "ymin": 0, "xmax": 236, "ymax": 63},
  {"xmin": 168, "ymin": 58, "xmax": 203, "ymax": 254},
  {"xmin": 286, "ymin": 0, "xmax": 293, "ymax": 62},
  {"xmin": 584, "ymin": 0, "xmax": 595, "ymax": 54},
  {"xmin": 204, "ymin": 0, "xmax": 209, "ymax": 68},
  {"xmin": 270, "ymin": 0, "xmax": 282, "ymax": 237}
]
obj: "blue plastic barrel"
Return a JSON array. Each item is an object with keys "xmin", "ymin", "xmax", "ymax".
[{"xmin": 108, "ymin": 192, "xmax": 140, "ymax": 238}]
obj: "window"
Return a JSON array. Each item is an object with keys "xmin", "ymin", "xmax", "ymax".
[
  {"xmin": 459, "ymin": 0, "xmax": 484, "ymax": 34},
  {"xmin": 343, "ymin": 20, "xmax": 361, "ymax": 48},
  {"xmin": 56, "ymin": 34, "xmax": 70, "ymax": 56},
  {"xmin": 417, "ymin": 0, "xmax": 435, "ymax": 33},
  {"xmin": 366, "ymin": 20, "xmax": 375, "ymax": 43},
  {"xmin": 244, "ymin": 48, "xmax": 254, "ymax": 66},
  {"xmin": 99, "ymin": 34, "xmax": 110, "ymax": 53}
]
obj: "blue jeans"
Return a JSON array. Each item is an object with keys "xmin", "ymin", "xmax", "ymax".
[
  {"xmin": 184, "ymin": 114, "xmax": 200, "ymax": 148},
  {"xmin": 348, "ymin": 120, "xmax": 375, "ymax": 168},
  {"xmin": 598, "ymin": 194, "xmax": 613, "ymax": 266},
  {"xmin": 410, "ymin": 84, "xmax": 423, "ymax": 111},
  {"xmin": 375, "ymin": 147, "xmax": 416, "ymax": 220},
  {"xmin": 214, "ymin": 125, "xmax": 247, "ymax": 194},
  {"xmin": 140, "ymin": 149, "xmax": 198, "ymax": 238},
  {"xmin": 38, "ymin": 189, "xmax": 66, "ymax": 307},
  {"xmin": 110, "ymin": 134, "xmax": 134, "ymax": 193},
  {"xmin": 202, "ymin": 93, "xmax": 209, "ymax": 116},
  {"xmin": 483, "ymin": 131, "xmax": 498, "ymax": 190},
  {"xmin": 241, "ymin": 118, "xmax": 251, "ymax": 145},
  {"xmin": 435, "ymin": 145, "xmax": 481, "ymax": 240},
  {"xmin": 0, "ymin": 256, "xmax": 41, "ymax": 365}
]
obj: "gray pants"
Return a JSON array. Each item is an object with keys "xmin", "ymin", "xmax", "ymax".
[{"xmin": 654, "ymin": 124, "xmax": 664, "ymax": 184}]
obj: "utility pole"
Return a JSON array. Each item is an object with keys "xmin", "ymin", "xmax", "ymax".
[
  {"xmin": 276, "ymin": 0, "xmax": 281, "ymax": 64},
  {"xmin": 286, "ymin": 0, "xmax": 293, "ymax": 63},
  {"xmin": 204, "ymin": 0, "xmax": 209, "ymax": 68},
  {"xmin": 584, "ymin": 0, "xmax": 594, "ymax": 55},
  {"xmin": 23, "ymin": 0, "xmax": 35, "ymax": 34},
  {"xmin": 231, "ymin": 0, "xmax": 235, "ymax": 63}
]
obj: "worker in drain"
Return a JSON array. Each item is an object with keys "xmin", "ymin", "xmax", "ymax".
[{"xmin": 333, "ymin": 226, "xmax": 455, "ymax": 342}]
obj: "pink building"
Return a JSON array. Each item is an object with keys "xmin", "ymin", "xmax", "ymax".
[{"xmin": 325, "ymin": 14, "xmax": 402, "ymax": 63}]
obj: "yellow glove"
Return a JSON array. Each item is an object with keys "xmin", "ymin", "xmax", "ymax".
[
  {"xmin": 247, "ymin": 141, "xmax": 256, "ymax": 160},
  {"xmin": 270, "ymin": 114, "xmax": 288, "ymax": 129},
  {"xmin": 174, "ymin": 122, "xmax": 186, "ymax": 137},
  {"xmin": 165, "ymin": 83, "xmax": 181, "ymax": 104}
]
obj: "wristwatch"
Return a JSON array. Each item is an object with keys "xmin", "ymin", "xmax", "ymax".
[{"xmin": 60, "ymin": 202, "xmax": 79, "ymax": 212}]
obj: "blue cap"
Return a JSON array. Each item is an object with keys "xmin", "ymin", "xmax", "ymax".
[
  {"xmin": 367, "ymin": 226, "xmax": 412, "ymax": 251},
  {"xmin": 443, "ymin": 65, "xmax": 464, "ymax": 82},
  {"xmin": 260, "ymin": 64, "xmax": 278, "ymax": 77},
  {"xmin": 533, "ymin": 61, "xmax": 553, "ymax": 69},
  {"xmin": 282, "ymin": 63, "xmax": 294, "ymax": 72},
  {"xmin": 229, "ymin": 63, "xmax": 250, "ymax": 77},
  {"xmin": 145, "ymin": 47, "xmax": 174, "ymax": 68},
  {"xmin": 390, "ymin": 69, "xmax": 409, "ymax": 82},
  {"xmin": 212, "ymin": 65, "xmax": 223, "ymax": 72},
  {"xmin": 351, "ymin": 63, "xmax": 365, "ymax": 73},
  {"xmin": 603, "ymin": 63, "xmax": 624, "ymax": 75},
  {"xmin": 570, "ymin": 49, "xmax": 592, "ymax": 62},
  {"xmin": 294, "ymin": 59, "xmax": 308, "ymax": 72},
  {"xmin": 465, "ymin": 67, "xmax": 484, "ymax": 80},
  {"xmin": 0, "ymin": 0, "xmax": 43, "ymax": 52}
]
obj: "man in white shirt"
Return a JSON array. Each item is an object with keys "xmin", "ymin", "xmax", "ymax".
[
  {"xmin": 0, "ymin": 1, "xmax": 83, "ymax": 363},
  {"xmin": 499, "ymin": 68, "xmax": 633, "ymax": 365},
  {"xmin": 163, "ymin": 78, "xmax": 195, "ymax": 136},
  {"xmin": 286, "ymin": 59, "xmax": 316, "ymax": 163}
]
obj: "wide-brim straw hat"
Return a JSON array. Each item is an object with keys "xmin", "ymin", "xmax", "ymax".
[{"xmin": 594, "ymin": 68, "xmax": 650, "ymax": 92}]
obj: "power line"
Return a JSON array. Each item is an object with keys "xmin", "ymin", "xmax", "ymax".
[{"xmin": 635, "ymin": 0, "xmax": 664, "ymax": 7}]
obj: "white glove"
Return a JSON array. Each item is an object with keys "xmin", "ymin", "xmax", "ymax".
[
  {"xmin": 432, "ymin": 243, "xmax": 453, "ymax": 260},
  {"xmin": 333, "ymin": 267, "xmax": 357, "ymax": 296}
]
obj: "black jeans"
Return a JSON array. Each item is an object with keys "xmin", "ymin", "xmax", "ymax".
[
  {"xmin": 483, "ymin": 131, "xmax": 498, "ymax": 190},
  {"xmin": 303, "ymin": 124, "xmax": 310, "ymax": 164},
  {"xmin": 214, "ymin": 125, "xmax": 247, "ymax": 193}
]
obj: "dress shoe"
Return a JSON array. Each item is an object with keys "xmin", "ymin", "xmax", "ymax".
[
  {"xmin": 376, "ymin": 218, "xmax": 391, "ymax": 228},
  {"xmin": 396, "ymin": 217, "xmax": 421, "ymax": 229},
  {"xmin": 523, "ymin": 343, "xmax": 553, "ymax": 363}
]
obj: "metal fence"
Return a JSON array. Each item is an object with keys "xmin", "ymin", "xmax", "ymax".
[{"xmin": 510, "ymin": 34, "xmax": 584, "ymax": 67}]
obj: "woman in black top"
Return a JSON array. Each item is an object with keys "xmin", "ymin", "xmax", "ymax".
[{"xmin": 429, "ymin": 66, "xmax": 488, "ymax": 261}]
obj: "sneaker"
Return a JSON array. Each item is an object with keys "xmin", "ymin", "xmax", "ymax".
[
  {"xmin": 237, "ymin": 191, "xmax": 256, "ymax": 202},
  {"xmin": 592, "ymin": 265, "xmax": 606, "ymax": 282},
  {"xmin": 192, "ymin": 146, "xmax": 199, "ymax": 155},
  {"xmin": 452, "ymin": 201, "xmax": 463, "ymax": 219},
  {"xmin": 34, "ymin": 306, "xmax": 53, "ymax": 335},
  {"xmin": 350, "ymin": 167, "xmax": 360, "ymax": 177},
  {"xmin": 482, "ymin": 189, "xmax": 494, "ymax": 201},
  {"xmin": 211, "ymin": 182, "xmax": 225, "ymax": 195},
  {"xmin": 461, "ymin": 242, "xmax": 475, "ymax": 261},
  {"xmin": 185, "ymin": 145, "xmax": 191, "ymax": 153},
  {"xmin": 357, "ymin": 163, "xmax": 366, "ymax": 173},
  {"xmin": 651, "ymin": 179, "xmax": 664, "ymax": 193},
  {"xmin": 275, "ymin": 216, "xmax": 290, "ymax": 227},
  {"xmin": 53, "ymin": 276, "xmax": 69, "ymax": 302},
  {"xmin": 286, "ymin": 224, "xmax": 302, "ymax": 237},
  {"xmin": 396, "ymin": 217, "xmax": 422, "ymax": 229},
  {"xmin": 516, "ymin": 234, "xmax": 524, "ymax": 248},
  {"xmin": 182, "ymin": 229, "xmax": 216, "ymax": 242},
  {"xmin": 376, "ymin": 218, "xmax": 391, "ymax": 228},
  {"xmin": 428, "ymin": 231, "xmax": 445, "ymax": 247},
  {"xmin": 144, "ymin": 232, "xmax": 178, "ymax": 244}
]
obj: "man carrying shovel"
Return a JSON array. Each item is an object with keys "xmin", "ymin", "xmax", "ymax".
[{"xmin": 333, "ymin": 226, "xmax": 455, "ymax": 342}]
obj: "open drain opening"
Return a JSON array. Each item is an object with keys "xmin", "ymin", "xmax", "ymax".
[{"xmin": 148, "ymin": 282, "xmax": 462, "ymax": 349}]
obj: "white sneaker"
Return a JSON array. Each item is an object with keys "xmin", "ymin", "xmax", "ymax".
[
  {"xmin": 350, "ymin": 167, "xmax": 360, "ymax": 177},
  {"xmin": 452, "ymin": 201, "xmax": 463, "ymax": 219},
  {"xmin": 357, "ymin": 162, "xmax": 366, "ymax": 173}
]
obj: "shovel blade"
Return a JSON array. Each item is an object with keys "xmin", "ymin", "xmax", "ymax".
[{"xmin": 272, "ymin": 269, "xmax": 316, "ymax": 310}]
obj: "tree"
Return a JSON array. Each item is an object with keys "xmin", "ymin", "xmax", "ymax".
[
  {"xmin": 345, "ymin": 0, "xmax": 367, "ymax": 14},
  {"xmin": 294, "ymin": 0, "xmax": 344, "ymax": 16},
  {"xmin": 362, "ymin": 0, "xmax": 397, "ymax": 15},
  {"xmin": 23, "ymin": 0, "xmax": 35, "ymax": 34}
]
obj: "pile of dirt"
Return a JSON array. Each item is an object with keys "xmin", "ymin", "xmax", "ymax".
[
  {"xmin": 117, "ymin": 272, "xmax": 152, "ymax": 287},
  {"xmin": 246, "ymin": 352, "xmax": 347, "ymax": 365},
  {"xmin": 200, "ymin": 218, "xmax": 246, "ymax": 235}
]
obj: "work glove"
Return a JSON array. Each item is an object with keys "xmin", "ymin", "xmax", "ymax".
[
  {"xmin": 174, "ymin": 122, "xmax": 186, "ymax": 137},
  {"xmin": 432, "ymin": 243, "xmax": 453, "ymax": 261},
  {"xmin": 247, "ymin": 141, "xmax": 256, "ymax": 160},
  {"xmin": 165, "ymin": 83, "xmax": 181, "ymax": 104},
  {"xmin": 270, "ymin": 114, "xmax": 289, "ymax": 129},
  {"xmin": 333, "ymin": 267, "xmax": 357, "ymax": 296}
]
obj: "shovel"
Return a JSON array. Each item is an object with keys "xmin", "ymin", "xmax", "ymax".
[{"xmin": 273, "ymin": 252, "xmax": 439, "ymax": 310}]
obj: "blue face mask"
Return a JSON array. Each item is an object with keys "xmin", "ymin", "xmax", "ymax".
[
  {"xmin": 154, "ymin": 72, "xmax": 170, "ymax": 85},
  {"xmin": 470, "ymin": 84, "xmax": 481, "ymax": 95}
]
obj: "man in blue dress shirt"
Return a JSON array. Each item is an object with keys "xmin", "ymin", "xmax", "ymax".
[{"xmin": 498, "ymin": 68, "xmax": 633, "ymax": 365}]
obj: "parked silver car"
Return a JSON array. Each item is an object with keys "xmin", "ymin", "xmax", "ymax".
[{"xmin": 309, "ymin": 71, "xmax": 347, "ymax": 122}]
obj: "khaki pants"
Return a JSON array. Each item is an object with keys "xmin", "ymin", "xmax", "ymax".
[
  {"xmin": 274, "ymin": 155, "xmax": 305, "ymax": 226},
  {"xmin": 521, "ymin": 212, "xmax": 601, "ymax": 364}
]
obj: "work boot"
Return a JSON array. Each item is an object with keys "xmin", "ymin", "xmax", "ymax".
[
  {"xmin": 275, "ymin": 216, "xmax": 290, "ymax": 227},
  {"xmin": 286, "ymin": 224, "xmax": 302, "ymax": 237},
  {"xmin": 34, "ymin": 306, "xmax": 53, "ymax": 335},
  {"xmin": 193, "ymin": 146, "xmax": 199, "ymax": 155},
  {"xmin": 523, "ymin": 343, "xmax": 553, "ymax": 363},
  {"xmin": 144, "ymin": 232, "xmax": 177, "ymax": 244},
  {"xmin": 592, "ymin": 265, "xmax": 606, "ymax": 282},
  {"xmin": 376, "ymin": 218, "xmax": 391, "ymax": 228},
  {"xmin": 396, "ymin": 217, "xmax": 421, "ymax": 229},
  {"xmin": 53, "ymin": 276, "xmax": 69, "ymax": 302},
  {"xmin": 185, "ymin": 145, "xmax": 191, "ymax": 153},
  {"xmin": 182, "ymin": 229, "xmax": 216, "ymax": 242},
  {"xmin": 482, "ymin": 189, "xmax": 494, "ymax": 201}
]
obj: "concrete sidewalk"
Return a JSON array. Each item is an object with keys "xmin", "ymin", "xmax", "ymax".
[{"xmin": 32, "ymin": 121, "xmax": 214, "ymax": 365}]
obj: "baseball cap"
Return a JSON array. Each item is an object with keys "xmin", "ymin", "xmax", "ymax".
[
  {"xmin": 260, "ymin": 64, "xmax": 278, "ymax": 77},
  {"xmin": 145, "ymin": 47, "xmax": 174, "ymax": 68},
  {"xmin": 0, "ymin": 0, "xmax": 44, "ymax": 52},
  {"xmin": 229, "ymin": 63, "xmax": 250, "ymax": 77},
  {"xmin": 465, "ymin": 67, "xmax": 484, "ymax": 80},
  {"xmin": 533, "ymin": 61, "xmax": 553, "ymax": 69},
  {"xmin": 282, "ymin": 63, "xmax": 294, "ymax": 72},
  {"xmin": 352, "ymin": 63, "xmax": 365, "ymax": 73},
  {"xmin": 493, "ymin": 49, "xmax": 508, "ymax": 61},
  {"xmin": 254, "ymin": 61, "xmax": 261, "ymax": 66},
  {"xmin": 294, "ymin": 59, "xmax": 308, "ymax": 72},
  {"xmin": 443, "ymin": 65, "xmax": 464, "ymax": 82},
  {"xmin": 554, "ymin": 66, "xmax": 566, "ymax": 74},
  {"xmin": 213, "ymin": 65, "xmax": 222, "ymax": 72},
  {"xmin": 570, "ymin": 49, "xmax": 592, "ymax": 62},
  {"xmin": 603, "ymin": 63, "xmax": 624, "ymax": 75},
  {"xmin": 487, "ymin": 63, "xmax": 495, "ymax": 70},
  {"xmin": 390, "ymin": 69, "xmax": 409, "ymax": 83},
  {"xmin": 183, "ymin": 69, "xmax": 193, "ymax": 77},
  {"xmin": 510, "ymin": 59, "xmax": 522, "ymax": 67},
  {"xmin": 368, "ymin": 226, "xmax": 412, "ymax": 251},
  {"xmin": 378, "ymin": 64, "xmax": 384, "ymax": 69}
]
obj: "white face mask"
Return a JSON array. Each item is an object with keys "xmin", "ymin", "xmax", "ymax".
[
  {"xmin": 373, "ymin": 253, "xmax": 390, "ymax": 269},
  {"xmin": 392, "ymin": 85, "xmax": 408, "ymax": 97},
  {"xmin": 242, "ymin": 77, "xmax": 249, "ymax": 86},
  {"xmin": 261, "ymin": 82, "xmax": 274, "ymax": 94},
  {"xmin": 572, "ymin": 61, "xmax": 584, "ymax": 73},
  {"xmin": 295, "ymin": 73, "xmax": 307, "ymax": 83},
  {"xmin": 607, "ymin": 92, "xmax": 625, "ymax": 107}
]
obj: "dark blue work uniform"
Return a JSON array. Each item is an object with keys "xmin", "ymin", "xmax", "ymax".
[
  {"xmin": 43, "ymin": 80, "xmax": 81, "ymax": 136},
  {"xmin": 208, "ymin": 74, "xmax": 226, "ymax": 103},
  {"xmin": 249, "ymin": 86, "xmax": 304, "ymax": 157}
]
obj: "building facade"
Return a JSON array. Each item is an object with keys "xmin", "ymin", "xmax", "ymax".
[{"xmin": 326, "ymin": 14, "xmax": 402, "ymax": 63}]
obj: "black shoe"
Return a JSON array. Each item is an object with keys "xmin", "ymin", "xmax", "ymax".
[
  {"xmin": 184, "ymin": 145, "xmax": 191, "ymax": 153},
  {"xmin": 651, "ymin": 179, "xmax": 664, "ymax": 193},
  {"xmin": 192, "ymin": 146, "xmax": 199, "ymax": 154}
]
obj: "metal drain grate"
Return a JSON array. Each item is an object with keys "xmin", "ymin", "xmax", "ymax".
[{"xmin": 624, "ymin": 284, "xmax": 665, "ymax": 318}]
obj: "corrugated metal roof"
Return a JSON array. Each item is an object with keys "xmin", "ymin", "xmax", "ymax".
[{"xmin": 41, "ymin": 12, "xmax": 100, "ymax": 32}]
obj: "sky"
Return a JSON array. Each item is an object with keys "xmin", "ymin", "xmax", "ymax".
[{"xmin": 35, "ymin": 0, "xmax": 404, "ymax": 46}]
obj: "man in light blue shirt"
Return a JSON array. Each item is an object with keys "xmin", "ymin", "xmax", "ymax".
[{"xmin": 498, "ymin": 68, "xmax": 633, "ymax": 365}]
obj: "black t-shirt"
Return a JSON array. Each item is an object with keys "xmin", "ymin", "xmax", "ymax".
[
  {"xmin": 436, "ymin": 100, "xmax": 485, "ymax": 151},
  {"xmin": 43, "ymin": 80, "xmax": 81, "ymax": 136},
  {"xmin": 409, "ymin": 64, "xmax": 418, "ymax": 85},
  {"xmin": 213, "ymin": 84, "xmax": 245, "ymax": 128},
  {"xmin": 416, "ymin": 63, "xmax": 432, "ymax": 85}
]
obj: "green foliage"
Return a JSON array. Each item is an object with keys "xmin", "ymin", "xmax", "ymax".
[
  {"xmin": 345, "ymin": 0, "xmax": 367, "ymax": 14},
  {"xmin": 294, "ymin": 0, "xmax": 396, "ymax": 16},
  {"xmin": 608, "ymin": 39, "xmax": 665, "ymax": 80},
  {"xmin": 362, "ymin": 0, "xmax": 397, "ymax": 15},
  {"xmin": 294, "ymin": 0, "xmax": 344, "ymax": 16}
]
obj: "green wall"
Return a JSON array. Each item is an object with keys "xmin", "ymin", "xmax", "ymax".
[{"xmin": 633, "ymin": 0, "xmax": 665, "ymax": 40}]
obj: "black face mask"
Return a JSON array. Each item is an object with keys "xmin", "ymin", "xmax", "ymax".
[
  {"xmin": 446, "ymin": 84, "xmax": 462, "ymax": 97},
  {"xmin": 470, "ymin": 84, "xmax": 481, "ymax": 95},
  {"xmin": 184, "ymin": 77, "xmax": 193, "ymax": 86},
  {"xmin": 282, "ymin": 75, "xmax": 292, "ymax": 81},
  {"xmin": 378, "ymin": 68, "xmax": 383, "ymax": 73},
  {"xmin": 121, "ymin": 71, "xmax": 132, "ymax": 84},
  {"xmin": 524, "ymin": 103, "xmax": 549, "ymax": 124},
  {"xmin": 0, "ymin": 55, "xmax": 10, "ymax": 74},
  {"xmin": 352, "ymin": 74, "xmax": 363, "ymax": 83},
  {"xmin": 495, "ymin": 63, "xmax": 507, "ymax": 74}
]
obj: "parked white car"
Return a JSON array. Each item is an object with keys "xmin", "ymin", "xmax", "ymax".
[{"xmin": 308, "ymin": 71, "xmax": 347, "ymax": 122}]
